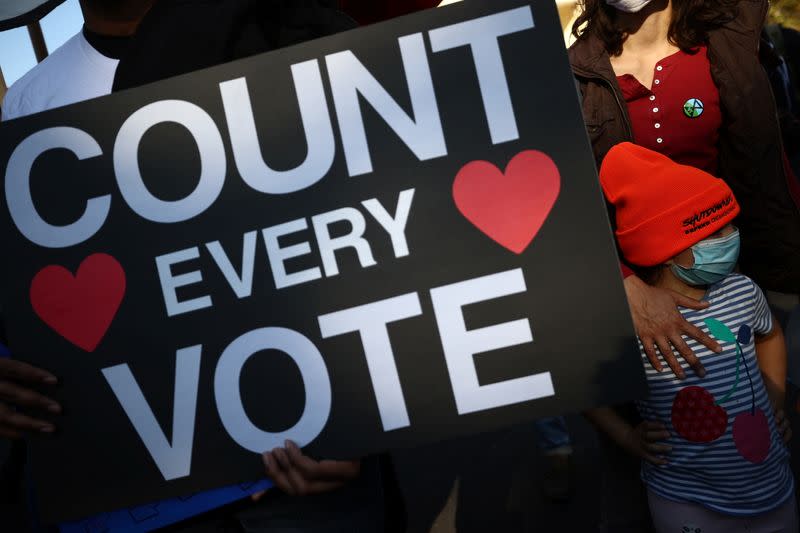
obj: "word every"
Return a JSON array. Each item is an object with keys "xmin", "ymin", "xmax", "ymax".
[
  {"xmin": 103, "ymin": 268, "xmax": 554, "ymax": 481},
  {"xmin": 156, "ymin": 189, "xmax": 414, "ymax": 317}
]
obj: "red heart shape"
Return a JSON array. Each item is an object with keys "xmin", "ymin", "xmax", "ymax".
[
  {"xmin": 671, "ymin": 386, "xmax": 728, "ymax": 443},
  {"xmin": 30, "ymin": 253, "xmax": 126, "ymax": 352},
  {"xmin": 452, "ymin": 150, "xmax": 561, "ymax": 254}
]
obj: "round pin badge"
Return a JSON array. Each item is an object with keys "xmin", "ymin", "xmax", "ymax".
[{"xmin": 683, "ymin": 98, "xmax": 704, "ymax": 118}]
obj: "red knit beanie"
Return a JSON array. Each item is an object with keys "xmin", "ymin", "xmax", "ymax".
[{"xmin": 599, "ymin": 143, "xmax": 740, "ymax": 267}]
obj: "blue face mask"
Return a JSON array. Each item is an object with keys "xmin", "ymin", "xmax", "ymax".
[{"xmin": 671, "ymin": 229, "xmax": 740, "ymax": 286}]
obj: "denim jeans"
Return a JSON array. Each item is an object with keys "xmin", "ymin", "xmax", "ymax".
[
  {"xmin": 533, "ymin": 416, "xmax": 572, "ymax": 454},
  {"xmin": 766, "ymin": 291, "xmax": 800, "ymax": 386},
  {"xmin": 783, "ymin": 304, "xmax": 800, "ymax": 386}
]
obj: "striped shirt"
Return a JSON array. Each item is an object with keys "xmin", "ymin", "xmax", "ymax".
[{"xmin": 637, "ymin": 274, "xmax": 794, "ymax": 516}]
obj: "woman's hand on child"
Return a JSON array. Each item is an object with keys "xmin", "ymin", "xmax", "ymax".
[
  {"xmin": 624, "ymin": 421, "xmax": 672, "ymax": 466},
  {"xmin": 624, "ymin": 275, "xmax": 721, "ymax": 379},
  {"xmin": 259, "ymin": 440, "xmax": 361, "ymax": 497}
]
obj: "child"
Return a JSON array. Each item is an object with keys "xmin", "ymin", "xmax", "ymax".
[{"xmin": 589, "ymin": 142, "xmax": 798, "ymax": 532}]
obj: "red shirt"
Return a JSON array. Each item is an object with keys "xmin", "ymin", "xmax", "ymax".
[{"xmin": 617, "ymin": 46, "xmax": 722, "ymax": 176}]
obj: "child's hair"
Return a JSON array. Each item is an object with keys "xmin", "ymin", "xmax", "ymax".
[{"xmin": 634, "ymin": 264, "xmax": 668, "ymax": 286}]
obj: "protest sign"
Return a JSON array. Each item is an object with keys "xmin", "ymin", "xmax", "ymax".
[{"xmin": 0, "ymin": 0, "xmax": 645, "ymax": 522}]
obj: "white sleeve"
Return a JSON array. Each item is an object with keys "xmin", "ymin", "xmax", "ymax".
[
  {"xmin": 1, "ymin": 94, "xmax": 13, "ymax": 121},
  {"xmin": 1, "ymin": 88, "xmax": 25, "ymax": 121}
]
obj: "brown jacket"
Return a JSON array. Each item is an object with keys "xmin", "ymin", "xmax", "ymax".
[{"xmin": 569, "ymin": 0, "xmax": 800, "ymax": 293}]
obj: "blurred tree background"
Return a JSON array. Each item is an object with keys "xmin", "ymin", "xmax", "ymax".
[{"xmin": 770, "ymin": 0, "xmax": 800, "ymax": 30}]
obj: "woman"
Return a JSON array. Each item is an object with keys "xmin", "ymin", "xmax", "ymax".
[{"xmin": 570, "ymin": 0, "xmax": 800, "ymax": 371}]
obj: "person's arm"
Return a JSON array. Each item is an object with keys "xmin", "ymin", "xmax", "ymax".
[
  {"xmin": 755, "ymin": 319, "xmax": 787, "ymax": 409},
  {"xmin": 623, "ymin": 274, "xmax": 721, "ymax": 379},
  {"xmin": 584, "ymin": 407, "xmax": 671, "ymax": 465}
]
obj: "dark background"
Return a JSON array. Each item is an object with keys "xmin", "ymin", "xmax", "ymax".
[{"xmin": 0, "ymin": 0, "xmax": 644, "ymax": 523}]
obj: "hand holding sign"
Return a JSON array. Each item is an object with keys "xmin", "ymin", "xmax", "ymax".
[
  {"xmin": 262, "ymin": 440, "xmax": 361, "ymax": 497},
  {"xmin": 0, "ymin": 356, "xmax": 60, "ymax": 438}
]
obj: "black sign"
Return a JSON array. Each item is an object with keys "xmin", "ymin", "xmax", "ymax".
[{"xmin": 0, "ymin": 0, "xmax": 644, "ymax": 523}]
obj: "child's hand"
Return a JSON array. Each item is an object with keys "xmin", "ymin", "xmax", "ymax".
[
  {"xmin": 623, "ymin": 421, "xmax": 672, "ymax": 465},
  {"xmin": 259, "ymin": 440, "xmax": 361, "ymax": 497},
  {"xmin": 774, "ymin": 408, "xmax": 792, "ymax": 444}
]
